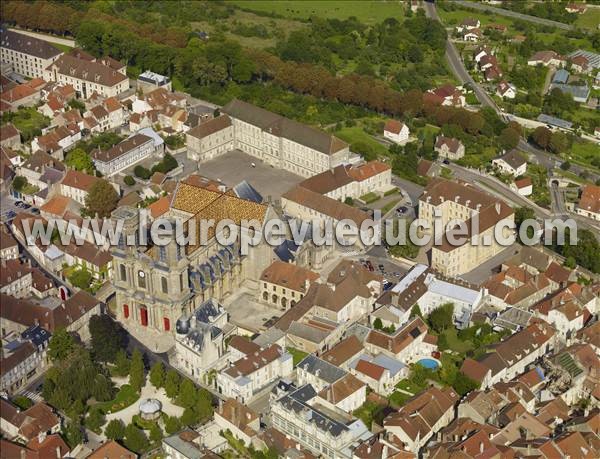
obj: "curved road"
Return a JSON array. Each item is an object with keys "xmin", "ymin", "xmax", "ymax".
[{"xmin": 424, "ymin": 2, "xmax": 600, "ymax": 185}]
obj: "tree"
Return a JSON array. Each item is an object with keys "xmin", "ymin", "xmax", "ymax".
[
  {"xmin": 113, "ymin": 349, "xmax": 130, "ymax": 377},
  {"xmin": 564, "ymin": 256, "xmax": 576, "ymax": 269},
  {"xmin": 454, "ymin": 372, "xmax": 480, "ymax": 396},
  {"xmin": 149, "ymin": 423, "xmax": 163, "ymax": 443},
  {"xmin": 48, "ymin": 328, "xmax": 76, "ymax": 362},
  {"xmin": 124, "ymin": 175, "xmax": 135, "ymax": 186},
  {"xmin": 149, "ymin": 362, "xmax": 165, "ymax": 389},
  {"xmin": 410, "ymin": 304, "xmax": 423, "ymax": 319},
  {"xmin": 498, "ymin": 127, "xmax": 520, "ymax": 151},
  {"xmin": 177, "ymin": 378, "xmax": 197, "ymax": 408},
  {"xmin": 85, "ymin": 407, "xmax": 105, "ymax": 432},
  {"xmin": 84, "ymin": 179, "xmax": 119, "ymax": 218},
  {"xmin": 65, "ymin": 148, "xmax": 95, "ymax": 174},
  {"xmin": 62, "ymin": 422, "xmax": 83, "ymax": 448},
  {"xmin": 549, "ymin": 131, "xmax": 569, "ymax": 154},
  {"xmin": 89, "ymin": 315, "xmax": 126, "ymax": 362},
  {"xmin": 105, "ymin": 419, "xmax": 126, "ymax": 440},
  {"xmin": 180, "ymin": 407, "xmax": 199, "ymax": 426},
  {"xmin": 515, "ymin": 207, "xmax": 535, "ymax": 243},
  {"xmin": 12, "ymin": 176, "xmax": 28, "ymax": 192},
  {"xmin": 124, "ymin": 423, "xmax": 149, "ymax": 454},
  {"xmin": 134, "ymin": 165, "xmax": 151, "ymax": 179},
  {"xmin": 164, "ymin": 369, "xmax": 180, "ymax": 399},
  {"xmin": 194, "ymin": 388, "xmax": 213, "ymax": 422},
  {"xmin": 530, "ymin": 126, "xmax": 552, "ymax": 150},
  {"xmin": 164, "ymin": 415, "xmax": 181, "ymax": 435},
  {"xmin": 427, "ymin": 303, "xmax": 454, "ymax": 333},
  {"xmin": 129, "ymin": 349, "xmax": 145, "ymax": 392},
  {"xmin": 373, "ymin": 318, "xmax": 384, "ymax": 330},
  {"xmin": 560, "ymin": 160, "xmax": 571, "ymax": 171}
]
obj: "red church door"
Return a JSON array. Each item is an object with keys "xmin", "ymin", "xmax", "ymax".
[
  {"xmin": 163, "ymin": 317, "xmax": 170, "ymax": 331},
  {"xmin": 140, "ymin": 306, "xmax": 148, "ymax": 327},
  {"xmin": 123, "ymin": 304, "xmax": 129, "ymax": 319}
]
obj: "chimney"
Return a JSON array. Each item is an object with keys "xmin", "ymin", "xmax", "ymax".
[
  {"xmin": 56, "ymin": 446, "xmax": 61, "ymax": 458},
  {"xmin": 480, "ymin": 441, "xmax": 485, "ymax": 454},
  {"xmin": 37, "ymin": 431, "xmax": 47, "ymax": 445},
  {"xmin": 495, "ymin": 202, "xmax": 501, "ymax": 214}
]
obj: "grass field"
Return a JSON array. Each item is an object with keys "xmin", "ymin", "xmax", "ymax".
[
  {"xmin": 334, "ymin": 125, "xmax": 389, "ymax": 156},
  {"xmin": 229, "ymin": 0, "xmax": 405, "ymax": 24},
  {"xmin": 566, "ymin": 140, "xmax": 600, "ymax": 173},
  {"xmin": 575, "ymin": 8, "xmax": 600, "ymax": 31}
]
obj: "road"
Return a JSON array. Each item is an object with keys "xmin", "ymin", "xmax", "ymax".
[
  {"xmin": 424, "ymin": 2, "xmax": 600, "ymax": 186},
  {"xmin": 550, "ymin": 183, "xmax": 568, "ymax": 216},
  {"xmin": 453, "ymin": 1, "xmax": 573, "ymax": 30}
]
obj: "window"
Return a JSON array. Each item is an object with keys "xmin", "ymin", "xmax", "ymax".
[
  {"xmin": 120, "ymin": 264, "xmax": 127, "ymax": 281},
  {"xmin": 138, "ymin": 270, "xmax": 146, "ymax": 289},
  {"xmin": 161, "ymin": 277, "xmax": 168, "ymax": 294},
  {"xmin": 158, "ymin": 246, "xmax": 167, "ymax": 263}
]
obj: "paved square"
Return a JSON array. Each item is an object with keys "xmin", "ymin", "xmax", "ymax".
[
  {"xmin": 197, "ymin": 150, "xmax": 304, "ymax": 199},
  {"xmin": 223, "ymin": 288, "xmax": 281, "ymax": 334}
]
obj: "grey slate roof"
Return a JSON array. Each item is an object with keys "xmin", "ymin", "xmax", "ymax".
[
  {"xmin": 222, "ymin": 99, "xmax": 348, "ymax": 155},
  {"xmin": 233, "ymin": 180, "xmax": 263, "ymax": 203},
  {"xmin": 297, "ymin": 354, "xmax": 347, "ymax": 384},
  {"xmin": 0, "ymin": 27, "xmax": 62, "ymax": 59},
  {"xmin": 537, "ymin": 114, "xmax": 573, "ymax": 130}
]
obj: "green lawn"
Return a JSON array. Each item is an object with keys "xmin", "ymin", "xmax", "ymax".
[
  {"xmin": 334, "ymin": 125, "xmax": 389, "ymax": 158},
  {"xmin": 229, "ymin": 0, "xmax": 405, "ymax": 24},
  {"xmin": 566, "ymin": 140, "xmax": 600, "ymax": 173},
  {"xmin": 395, "ymin": 379, "xmax": 422, "ymax": 395},
  {"xmin": 353, "ymin": 400, "xmax": 386, "ymax": 428},
  {"xmin": 381, "ymin": 198, "xmax": 401, "ymax": 214},
  {"xmin": 442, "ymin": 328, "xmax": 474, "ymax": 354},
  {"xmin": 575, "ymin": 8, "xmax": 600, "ymax": 30},
  {"xmin": 286, "ymin": 347, "xmax": 308, "ymax": 366},
  {"xmin": 97, "ymin": 384, "xmax": 140, "ymax": 414},
  {"xmin": 360, "ymin": 192, "xmax": 380, "ymax": 204}
]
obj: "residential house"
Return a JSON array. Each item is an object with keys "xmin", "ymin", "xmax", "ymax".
[
  {"xmin": 350, "ymin": 354, "xmax": 407, "ymax": 396},
  {"xmin": 31, "ymin": 123, "xmax": 81, "ymax": 159},
  {"xmin": 417, "ymin": 159, "xmax": 440, "ymax": 178},
  {"xmin": 1, "ymin": 78, "xmax": 46, "ymax": 110},
  {"xmin": 483, "ymin": 264, "xmax": 553, "ymax": 310},
  {"xmin": 296, "ymin": 354, "xmax": 347, "ymax": 392},
  {"xmin": 0, "ymin": 399, "xmax": 61, "ymax": 442},
  {"xmin": 427, "ymin": 85, "xmax": 466, "ymax": 107},
  {"xmin": 570, "ymin": 55, "xmax": 590, "ymax": 74},
  {"xmin": 576, "ymin": 185, "xmax": 600, "ymax": 221},
  {"xmin": 0, "ymin": 258, "xmax": 32, "ymax": 298},
  {"xmin": 496, "ymin": 80, "xmax": 517, "ymax": 99},
  {"xmin": 0, "ymin": 28, "xmax": 62, "ymax": 79},
  {"xmin": 214, "ymin": 398, "xmax": 260, "ymax": 447},
  {"xmin": 0, "ymin": 226, "xmax": 19, "ymax": 260},
  {"xmin": 316, "ymin": 373, "xmax": 366, "ymax": 414},
  {"xmin": 456, "ymin": 18, "xmax": 481, "ymax": 33},
  {"xmin": 383, "ymin": 387, "xmax": 458, "ymax": 454},
  {"xmin": 434, "ymin": 136, "xmax": 465, "ymax": 160},
  {"xmin": 59, "ymin": 169, "xmax": 101, "ymax": 205},
  {"xmin": 383, "ymin": 120, "xmax": 410, "ymax": 144},
  {"xmin": 87, "ymin": 441, "xmax": 137, "ymax": 459},
  {"xmin": 528, "ymin": 51, "xmax": 566, "ymax": 67},
  {"xmin": 463, "ymin": 29, "xmax": 482, "ymax": 42},
  {"xmin": 321, "ymin": 335, "xmax": 364, "ymax": 370},
  {"xmin": 0, "ymin": 123, "xmax": 21, "ymax": 149},
  {"xmin": 511, "ymin": 176, "xmax": 533, "ymax": 196},
  {"xmin": 565, "ymin": 3, "xmax": 587, "ymax": 13}
]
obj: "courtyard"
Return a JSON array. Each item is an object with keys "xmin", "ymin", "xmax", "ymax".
[
  {"xmin": 197, "ymin": 149, "xmax": 304, "ymax": 199},
  {"xmin": 222, "ymin": 288, "xmax": 281, "ymax": 334}
]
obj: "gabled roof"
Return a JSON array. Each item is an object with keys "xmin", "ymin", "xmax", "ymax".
[{"xmin": 0, "ymin": 27, "xmax": 62, "ymax": 59}]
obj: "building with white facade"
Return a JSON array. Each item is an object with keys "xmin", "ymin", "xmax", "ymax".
[
  {"xmin": 575, "ymin": 185, "xmax": 600, "ymax": 221},
  {"xmin": 492, "ymin": 150, "xmax": 527, "ymax": 177},
  {"xmin": 44, "ymin": 54, "xmax": 128, "ymax": 98},
  {"xmin": 91, "ymin": 133, "xmax": 156, "ymax": 176},
  {"xmin": 259, "ymin": 260, "xmax": 319, "ymax": 310},
  {"xmin": 383, "ymin": 119, "xmax": 410, "ymax": 144},
  {"xmin": 174, "ymin": 300, "xmax": 229, "ymax": 381},
  {"xmin": 59, "ymin": 170, "xmax": 101, "ymax": 205},
  {"xmin": 271, "ymin": 384, "xmax": 372, "ymax": 458},
  {"xmin": 434, "ymin": 136, "xmax": 465, "ymax": 160},
  {"xmin": 216, "ymin": 344, "xmax": 293, "ymax": 403},
  {"xmin": 187, "ymin": 99, "xmax": 350, "ymax": 177},
  {"xmin": 0, "ymin": 27, "xmax": 62, "ymax": 79},
  {"xmin": 186, "ymin": 115, "xmax": 234, "ymax": 162}
]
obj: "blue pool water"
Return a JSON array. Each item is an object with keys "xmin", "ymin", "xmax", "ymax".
[{"xmin": 418, "ymin": 358, "xmax": 440, "ymax": 369}]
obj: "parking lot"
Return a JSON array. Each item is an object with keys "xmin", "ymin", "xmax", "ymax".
[
  {"xmin": 0, "ymin": 193, "xmax": 39, "ymax": 222},
  {"xmin": 198, "ymin": 150, "xmax": 304, "ymax": 200}
]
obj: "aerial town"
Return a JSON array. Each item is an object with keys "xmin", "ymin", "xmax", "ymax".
[{"xmin": 0, "ymin": 1, "xmax": 599, "ymax": 459}]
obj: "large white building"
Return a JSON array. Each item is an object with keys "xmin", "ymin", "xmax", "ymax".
[
  {"xmin": 44, "ymin": 53, "xmax": 128, "ymax": 98},
  {"xmin": 271, "ymin": 384, "xmax": 372, "ymax": 458},
  {"xmin": 91, "ymin": 133, "xmax": 156, "ymax": 176},
  {"xmin": 0, "ymin": 27, "xmax": 62, "ymax": 79},
  {"xmin": 186, "ymin": 99, "xmax": 350, "ymax": 177}
]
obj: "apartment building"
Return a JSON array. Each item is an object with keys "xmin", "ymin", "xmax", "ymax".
[
  {"xmin": 187, "ymin": 99, "xmax": 350, "ymax": 177},
  {"xmin": 0, "ymin": 27, "xmax": 62, "ymax": 78},
  {"xmin": 91, "ymin": 133, "xmax": 155, "ymax": 176},
  {"xmin": 271, "ymin": 384, "xmax": 372, "ymax": 458},
  {"xmin": 216, "ymin": 344, "xmax": 293, "ymax": 403},
  {"xmin": 0, "ymin": 259, "xmax": 32, "ymax": 298},
  {"xmin": 44, "ymin": 53, "xmax": 128, "ymax": 98},
  {"xmin": 419, "ymin": 179, "xmax": 515, "ymax": 277},
  {"xmin": 186, "ymin": 115, "xmax": 234, "ymax": 161}
]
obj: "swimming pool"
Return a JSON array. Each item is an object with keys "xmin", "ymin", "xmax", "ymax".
[{"xmin": 417, "ymin": 358, "xmax": 440, "ymax": 369}]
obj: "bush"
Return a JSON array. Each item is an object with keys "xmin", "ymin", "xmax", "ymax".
[
  {"xmin": 124, "ymin": 175, "xmax": 136, "ymax": 186},
  {"xmin": 134, "ymin": 165, "xmax": 151, "ymax": 179}
]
